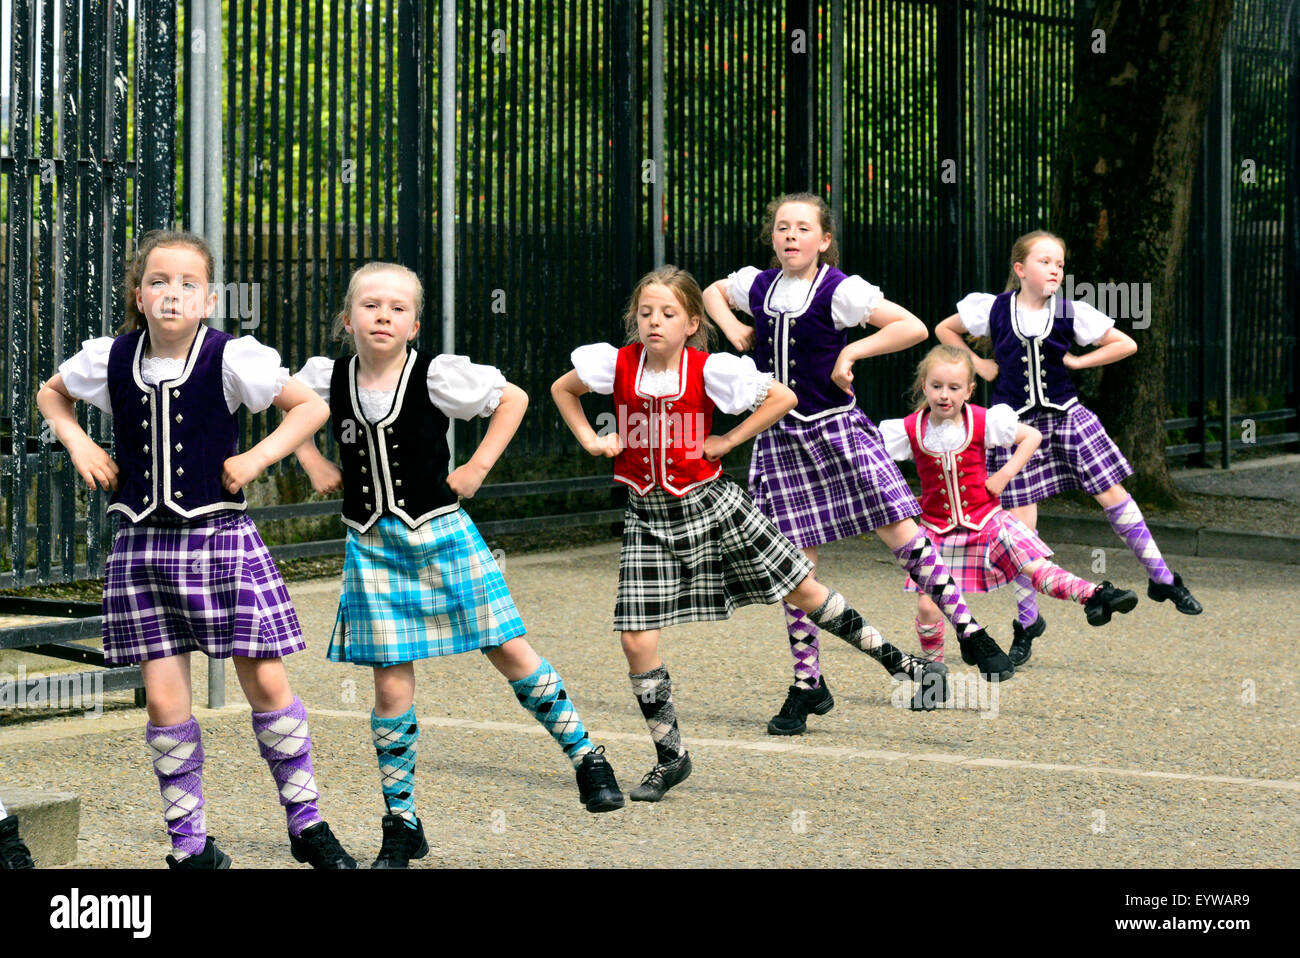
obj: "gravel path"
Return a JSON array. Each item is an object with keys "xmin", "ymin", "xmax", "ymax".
[{"xmin": 2, "ymin": 536, "xmax": 1297, "ymax": 868}]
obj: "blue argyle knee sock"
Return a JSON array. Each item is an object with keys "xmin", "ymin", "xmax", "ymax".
[
  {"xmin": 509, "ymin": 658, "xmax": 594, "ymax": 768},
  {"xmin": 371, "ymin": 707, "xmax": 419, "ymax": 829}
]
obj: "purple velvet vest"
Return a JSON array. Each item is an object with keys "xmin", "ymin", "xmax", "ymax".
[
  {"xmin": 987, "ymin": 291, "xmax": 1080, "ymax": 414},
  {"xmin": 749, "ymin": 265, "xmax": 855, "ymax": 421},
  {"xmin": 106, "ymin": 325, "xmax": 246, "ymax": 522}
]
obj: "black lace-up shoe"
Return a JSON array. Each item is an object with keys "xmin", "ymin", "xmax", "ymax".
[
  {"xmin": 908, "ymin": 661, "xmax": 951, "ymax": 711},
  {"xmin": 289, "ymin": 821, "xmax": 357, "ymax": 869},
  {"xmin": 0, "ymin": 816, "xmax": 35, "ymax": 869},
  {"xmin": 1009, "ymin": 614, "xmax": 1046, "ymax": 667},
  {"xmin": 1147, "ymin": 572, "xmax": 1202, "ymax": 615},
  {"xmin": 165, "ymin": 836, "xmax": 231, "ymax": 870},
  {"xmin": 957, "ymin": 628, "xmax": 1015, "ymax": 682},
  {"xmin": 576, "ymin": 746, "xmax": 625, "ymax": 813},
  {"xmin": 629, "ymin": 752, "xmax": 692, "ymax": 802},
  {"xmin": 1084, "ymin": 582, "xmax": 1139, "ymax": 626},
  {"xmin": 371, "ymin": 814, "xmax": 428, "ymax": 869},
  {"xmin": 767, "ymin": 679, "xmax": 834, "ymax": 735}
]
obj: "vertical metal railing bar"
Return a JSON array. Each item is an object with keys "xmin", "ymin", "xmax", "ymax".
[
  {"xmin": 293, "ymin": 0, "xmax": 309, "ymax": 427},
  {"xmin": 310, "ymin": 0, "xmax": 324, "ymax": 381},
  {"xmin": 56, "ymin": 0, "xmax": 82, "ymax": 579},
  {"xmin": 7, "ymin": 0, "xmax": 34, "ymax": 585},
  {"xmin": 35, "ymin": 0, "xmax": 56, "ymax": 581},
  {"xmin": 253, "ymin": 0, "xmax": 268, "ymax": 375}
]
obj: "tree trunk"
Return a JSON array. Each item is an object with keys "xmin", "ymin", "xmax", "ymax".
[{"xmin": 1051, "ymin": 0, "xmax": 1234, "ymax": 506}]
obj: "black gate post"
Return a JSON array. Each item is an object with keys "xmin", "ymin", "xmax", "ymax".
[
  {"xmin": 397, "ymin": 0, "xmax": 423, "ymax": 274},
  {"xmin": 610, "ymin": 0, "xmax": 640, "ymax": 304},
  {"xmin": 785, "ymin": 0, "xmax": 814, "ymax": 193},
  {"xmin": 1287, "ymin": 1, "xmax": 1300, "ymax": 453},
  {"xmin": 937, "ymin": 0, "xmax": 963, "ymax": 304},
  {"xmin": 135, "ymin": 0, "xmax": 177, "ymax": 231},
  {"xmin": 6, "ymin": 0, "xmax": 34, "ymax": 586}
]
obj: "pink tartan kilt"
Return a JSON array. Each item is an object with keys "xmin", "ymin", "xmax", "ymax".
[{"xmin": 903, "ymin": 509, "xmax": 1052, "ymax": 594}]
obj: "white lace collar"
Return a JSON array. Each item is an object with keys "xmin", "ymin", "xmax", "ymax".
[{"xmin": 922, "ymin": 415, "xmax": 968, "ymax": 453}]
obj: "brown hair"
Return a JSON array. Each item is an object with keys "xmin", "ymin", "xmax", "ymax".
[
  {"xmin": 623, "ymin": 265, "xmax": 717, "ymax": 352},
  {"xmin": 331, "ymin": 261, "xmax": 425, "ymax": 349},
  {"xmin": 909, "ymin": 344, "xmax": 977, "ymax": 413},
  {"xmin": 760, "ymin": 192, "xmax": 840, "ymax": 268},
  {"xmin": 119, "ymin": 230, "xmax": 215, "ymax": 334},
  {"xmin": 1004, "ymin": 229, "xmax": 1067, "ymax": 292}
]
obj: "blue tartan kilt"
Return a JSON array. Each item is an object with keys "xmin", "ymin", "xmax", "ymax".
[{"xmin": 328, "ymin": 509, "xmax": 526, "ymax": 666}]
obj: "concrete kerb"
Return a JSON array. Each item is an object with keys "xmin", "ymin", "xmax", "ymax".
[
  {"xmin": 0, "ymin": 786, "xmax": 80, "ymax": 866},
  {"xmin": 1035, "ymin": 511, "xmax": 1300, "ymax": 564}
]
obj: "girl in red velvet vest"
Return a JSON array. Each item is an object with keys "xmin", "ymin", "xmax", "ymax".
[
  {"xmin": 553, "ymin": 266, "xmax": 948, "ymax": 801},
  {"xmin": 880, "ymin": 346, "xmax": 1139, "ymax": 673}
]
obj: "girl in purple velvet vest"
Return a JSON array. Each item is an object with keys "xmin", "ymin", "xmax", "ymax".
[
  {"xmin": 36, "ymin": 230, "xmax": 355, "ymax": 869},
  {"xmin": 704, "ymin": 194, "xmax": 1016, "ymax": 731},
  {"xmin": 880, "ymin": 346, "xmax": 1138, "ymax": 683},
  {"xmin": 937, "ymin": 231, "xmax": 1203, "ymax": 667},
  {"xmin": 293, "ymin": 262, "xmax": 625, "ymax": 867}
]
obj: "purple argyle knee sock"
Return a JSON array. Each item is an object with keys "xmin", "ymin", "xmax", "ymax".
[
  {"xmin": 891, "ymin": 532, "xmax": 982, "ymax": 641},
  {"xmin": 1014, "ymin": 574, "xmax": 1040, "ymax": 626},
  {"xmin": 784, "ymin": 602, "xmax": 822, "ymax": 689},
  {"xmin": 1104, "ymin": 496, "xmax": 1174, "ymax": 585},
  {"xmin": 251, "ymin": 696, "xmax": 323, "ymax": 837},
  {"xmin": 146, "ymin": 716, "xmax": 207, "ymax": 858}
]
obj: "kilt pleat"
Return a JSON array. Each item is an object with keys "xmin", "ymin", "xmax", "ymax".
[
  {"xmin": 904, "ymin": 510, "xmax": 1053, "ymax": 594},
  {"xmin": 749, "ymin": 405, "xmax": 920, "ymax": 548},
  {"xmin": 329, "ymin": 510, "xmax": 525, "ymax": 665},
  {"xmin": 614, "ymin": 476, "xmax": 814, "ymax": 631},
  {"xmin": 988, "ymin": 404, "xmax": 1133, "ymax": 508},
  {"xmin": 102, "ymin": 512, "xmax": 305, "ymax": 665}
]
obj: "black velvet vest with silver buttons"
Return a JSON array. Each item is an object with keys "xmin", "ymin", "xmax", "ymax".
[{"xmin": 329, "ymin": 350, "xmax": 458, "ymax": 532}]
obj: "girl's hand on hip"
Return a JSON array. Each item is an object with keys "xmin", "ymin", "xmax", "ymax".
[
  {"xmin": 832, "ymin": 352, "xmax": 855, "ymax": 393},
  {"xmin": 306, "ymin": 459, "xmax": 343, "ymax": 495},
  {"xmin": 446, "ymin": 461, "xmax": 489, "ymax": 499},
  {"xmin": 585, "ymin": 433, "xmax": 622, "ymax": 458},
  {"xmin": 985, "ymin": 471, "xmax": 1009, "ymax": 498},
  {"xmin": 221, "ymin": 451, "xmax": 266, "ymax": 493},
  {"xmin": 725, "ymin": 323, "xmax": 755, "ymax": 352},
  {"xmin": 68, "ymin": 436, "xmax": 120, "ymax": 491},
  {"xmin": 702, "ymin": 434, "xmax": 733, "ymax": 462}
]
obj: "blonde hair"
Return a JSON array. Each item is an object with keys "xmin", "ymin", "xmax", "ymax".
[
  {"xmin": 623, "ymin": 265, "xmax": 717, "ymax": 352},
  {"xmin": 1004, "ymin": 229, "xmax": 1066, "ymax": 292},
  {"xmin": 761, "ymin": 192, "xmax": 840, "ymax": 269},
  {"xmin": 909, "ymin": 344, "xmax": 977, "ymax": 413},
  {"xmin": 331, "ymin": 261, "xmax": 425, "ymax": 349},
  {"xmin": 119, "ymin": 230, "xmax": 215, "ymax": 334}
]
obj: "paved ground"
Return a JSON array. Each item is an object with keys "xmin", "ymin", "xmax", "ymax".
[
  {"xmin": 2, "ymin": 534, "xmax": 1297, "ymax": 869},
  {"xmin": 1174, "ymin": 454, "xmax": 1300, "ymax": 506}
]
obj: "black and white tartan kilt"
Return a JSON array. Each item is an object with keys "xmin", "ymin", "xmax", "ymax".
[{"xmin": 613, "ymin": 475, "xmax": 815, "ymax": 631}]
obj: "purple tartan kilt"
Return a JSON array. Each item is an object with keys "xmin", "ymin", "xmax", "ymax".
[
  {"xmin": 904, "ymin": 510, "xmax": 1052, "ymax": 594},
  {"xmin": 749, "ymin": 405, "xmax": 920, "ymax": 549},
  {"xmin": 102, "ymin": 511, "xmax": 306, "ymax": 665},
  {"xmin": 988, "ymin": 404, "xmax": 1133, "ymax": 508}
]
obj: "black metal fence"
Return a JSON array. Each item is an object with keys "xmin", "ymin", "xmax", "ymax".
[
  {"xmin": 1, "ymin": 0, "xmax": 175, "ymax": 588},
  {"xmin": 2, "ymin": 0, "xmax": 1297, "ymax": 590}
]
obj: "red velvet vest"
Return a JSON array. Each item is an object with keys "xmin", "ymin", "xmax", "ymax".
[
  {"xmin": 905, "ymin": 404, "xmax": 1002, "ymax": 533},
  {"xmin": 612, "ymin": 343, "xmax": 722, "ymax": 497}
]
